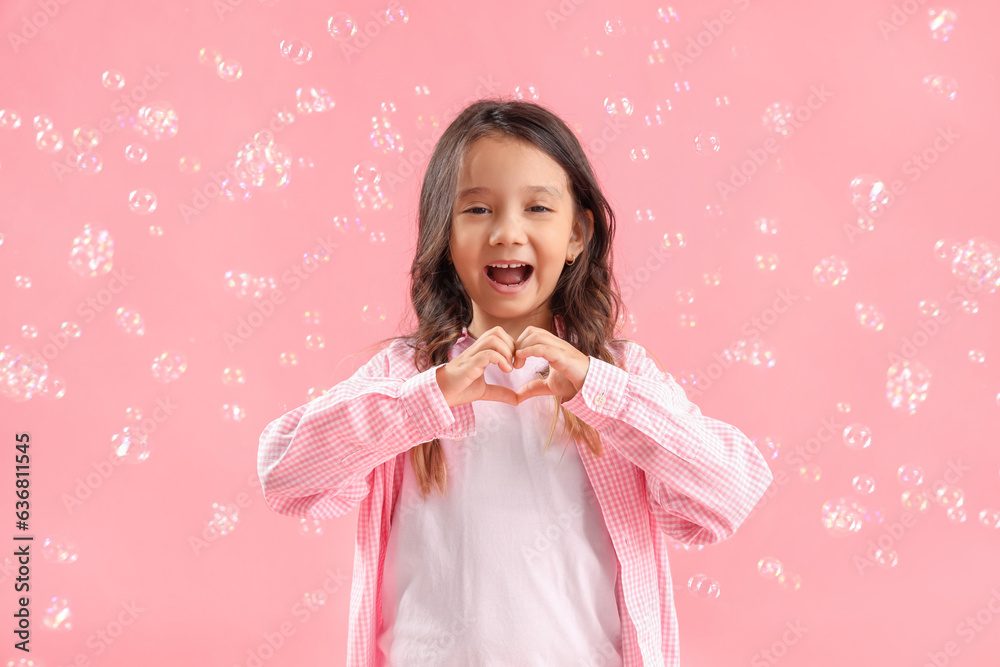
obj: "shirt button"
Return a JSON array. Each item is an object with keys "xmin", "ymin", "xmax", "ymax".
[{"xmin": 594, "ymin": 393, "xmax": 606, "ymax": 406}]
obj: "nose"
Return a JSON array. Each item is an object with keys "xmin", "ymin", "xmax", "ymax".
[{"xmin": 489, "ymin": 207, "xmax": 528, "ymax": 245}]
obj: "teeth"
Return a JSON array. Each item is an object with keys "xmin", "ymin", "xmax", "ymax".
[{"xmin": 488, "ymin": 263, "xmax": 528, "ymax": 268}]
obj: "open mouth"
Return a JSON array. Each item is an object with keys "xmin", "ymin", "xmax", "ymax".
[{"xmin": 485, "ymin": 263, "xmax": 534, "ymax": 286}]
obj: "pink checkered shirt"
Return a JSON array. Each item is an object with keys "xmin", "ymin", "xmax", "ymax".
[{"xmin": 258, "ymin": 315, "xmax": 774, "ymax": 666}]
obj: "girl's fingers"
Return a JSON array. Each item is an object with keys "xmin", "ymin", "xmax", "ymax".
[{"xmin": 480, "ymin": 384, "xmax": 519, "ymax": 406}]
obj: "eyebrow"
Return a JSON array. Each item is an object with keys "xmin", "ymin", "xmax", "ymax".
[{"xmin": 456, "ymin": 185, "xmax": 563, "ymax": 199}]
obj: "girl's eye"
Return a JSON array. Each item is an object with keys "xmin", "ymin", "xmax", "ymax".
[{"xmin": 461, "ymin": 205, "xmax": 551, "ymax": 214}]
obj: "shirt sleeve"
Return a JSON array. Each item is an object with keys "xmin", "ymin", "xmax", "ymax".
[
  {"xmin": 256, "ymin": 340, "xmax": 476, "ymax": 519},
  {"xmin": 560, "ymin": 340, "xmax": 774, "ymax": 545}
]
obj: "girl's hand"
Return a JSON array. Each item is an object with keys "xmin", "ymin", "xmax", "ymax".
[
  {"xmin": 435, "ymin": 326, "xmax": 519, "ymax": 408},
  {"xmin": 512, "ymin": 325, "xmax": 590, "ymax": 403}
]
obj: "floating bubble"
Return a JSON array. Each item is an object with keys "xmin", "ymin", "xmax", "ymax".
[
  {"xmin": 68, "ymin": 224, "xmax": 114, "ymax": 278},
  {"xmin": 897, "ymin": 464, "xmax": 924, "ymax": 486},
  {"xmin": 603, "ymin": 93, "xmax": 633, "ymax": 117},
  {"xmin": 874, "ymin": 549, "xmax": 898, "ymax": 568},
  {"xmin": 928, "ymin": 8, "xmax": 957, "ymax": 40},
  {"xmin": 693, "ymin": 131, "xmax": 721, "ymax": 156},
  {"xmin": 39, "ymin": 375, "xmax": 67, "ymax": 400},
  {"xmin": 179, "ymin": 155, "xmax": 202, "ymax": 173},
  {"xmin": 42, "ymin": 597, "xmax": 72, "ymax": 631},
  {"xmin": 305, "ymin": 334, "xmax": 325, "ymax": 351},
  {"xmin": 217, "ymin": 59, "xmax": 243, "ymax": 82},
  {"xmin": 60, "ymin": 322, "xmax": 81, "ymax": 339},
  {"xmin": 799, "ymin": 465, "xmax": 821, "ymax": 483},
  {"xmin": 328, "ymin": 13, "xmax": 358, "ymax": 40},
  {"xmin": 513, "ymin": 84, "xmax": 540, "ymax": 102},
  {"xmin": 854, "ymin": 302, "xmax": 885, "ymax": 331},
  {"xmin": 296, "ymin": 86, "xmax": 335, "ymax": 114},
  {"xmin": 384, "ymin": 5, "xmax": 409, "ymax": 24},
  {"xmin": 901, "ymin": 489, "xmax": 929, "ymax": 512},
  {"xmin": 604, "ymin": 16, "xmax": 626, "ymax": 35},
  {"xmin": 135, "ymin": 102, "xmax": 179, "ymax": 140},
  {"xmin": 369, "ymin": 113, "xmax": 402, "ymax": 153},
  {"xmin": 207, "ymin": 503, "xmax": 240, "ymax": 537},
  {"xmin": 752, "ymin": 436, "xmax": 779, "ymax": 461},
  {"xmin": 42, "ymin": 538, "xmax": 79, "ymax": 564},
  {"xmin": 757, "ymin": 557, "xmax": 783, "ymax": 580},
  {"xmin": 303, "ymin": 590, "xmax": 327, "ymax": 610},
  {"xmin": 934, "ymin": 485, "xmax": 964, "ymax": 508},
  {"xmin": 124, "ymin": 143, "xmax": 148, "ymax": 164},
  {"xmin": 634, "ymin": 209, "xmax": 656, "ymax": 223},
  {"xmin": 111, "ymin": 426, "xmax": 151, "ymax": 463},
  {"xmin": 947, "ymin": 506, "xmax": 967, "ymax": 523},
  {"xmin": 128, "ymin": 188, "xmax": 157, "ymax": 215},
  {"xmin": 298, "ymin": 518, "xmax": 324, "ymax": 537},
  {"xmin": 979, "ymin": 509, "xmax": 1000, "ymax": 529},
  {"xmin": 812, "ymin": 255, "xmax": 849, "ymax": 287},
  {"xmin": 75, "ymin": 151, "xmax": 102, "ymax": 174},
  {"xmin": 354, "ymin": 183, "xmax": 390, "ymax": 211},
  {"xmin": 0, "ymin": 109, "xmax": 23, "ymax": 130},
  {"xmin": 754, "ymin": 217, "xmax": 778, "ymax": 234},
  {"xmin": 0, "ymin": 346, "xmax": 48, "ymax": 402},
  {"xmin": 922, "ymin": 74, "xmax": 958, "ymax": 101},
  {"xmin": 662, "ymin": 231, "xmax": 686, "ymax": 249},
  {"xmin": 821, "ymin": 497, "xmax": 865, "ymax": 536},
  {"xmin": 777, "ymin": 572, "xmax": 802, "ymax": 591},
  {"xmin": 949, "ymin": 237, "xmax": 1000, "ymax": 293},
  {"xmin": 918, "ymin": 299, "xmax": 941, "ymax": 317},
  {"xmin": 35, "ymin": 130, "xmax": 64, "ymax": 153},
  {"xmin": 843, "ymin": 424, "xmax": 871, "ymax": 450},
  {"xmin": 222, "ymin": 403, "xmax": 246, "ymax": 421},
  {"xmin": 657, "ymin": 6, "xmax": 679, "ymax": 22},
  {"xmin": 197, "ymin": 46, "xmax": 223, "ymax": 66},
  {"xmin": 223, "ymin": 271, "xmax": 278, "ymax": 299},
  {"xmin": 644, "ymin": 103, "xmax": 669, "ymax": 126},
  {"xmin": 72, "ymin": 126, "xmax": 101, "ymax": 150},
  {"xmin": 848, "ymin": 174, "xmax": 892, "ymax": 217},
  {"xmin": 361, "ymin": 305, "xmax": 387, "ymax": 324},
  {"xmin": 221, "ymin": 367, "xmax": 246, "ymax": 385},
  {"xmin": 687, "ymin": 574, "xmax": 720, "ymax": 598},
  {"xmin": 279, "ymin": 38, "xmax": 313, "ymax": 64},
  {"xmin": 114, "ymin": 307, "xmax": 146, "ymax": 336},
  {"xmin": 762, "ymin": 101, "xmax": 795, "ymax": 136},
  {"xmin": 629, "ymin": 146, "xmax": 650, "ymax": 161},
  {"xmin": 151, "ymin": 350, "xmax": 187, "ymax": 382},
  {"xmin": 754, "ymin": 253, "xmax": 778, "ymax": 271},
  {"xmin": 353, "ymin": 161, "xmax": 381, "ymax": 185},
  {"xmin": 852, "ymin": 474, "xmax": 875, "ymax": 495},
  {"xmin": 886, "ymin": 359, "xmax": 932, "ymax": 414}
]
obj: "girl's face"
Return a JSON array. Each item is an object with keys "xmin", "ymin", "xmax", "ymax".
[{"xmin": 449, "ymin": 134, "xmax": 591, "ymax": 340}]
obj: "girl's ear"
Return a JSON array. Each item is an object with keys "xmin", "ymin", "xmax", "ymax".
[{"xmin": 571, "ymin": 209, "xmax": 594, "ymax": 253}]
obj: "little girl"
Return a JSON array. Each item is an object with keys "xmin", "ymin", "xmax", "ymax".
[{"xmin": 258, "ymin": 98, "xmax": 774, "ymax": 667}]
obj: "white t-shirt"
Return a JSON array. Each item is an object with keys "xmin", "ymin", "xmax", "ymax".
[{"xmin": 377, "ymin": 353, "xmax": 624, "ymax": 666}]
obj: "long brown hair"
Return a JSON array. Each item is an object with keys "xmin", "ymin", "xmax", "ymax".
[{"xmin": 365, "ymin": 97, "xmax": 636, "ymax": 500}]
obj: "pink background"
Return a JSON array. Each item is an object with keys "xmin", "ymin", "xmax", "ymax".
[{"xmin": 3, "ymin": 0, "xmax": 1000, "ymax": 665}]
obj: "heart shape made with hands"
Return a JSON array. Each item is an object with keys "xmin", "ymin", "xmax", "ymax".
[
  {"xmin": 453, "ymin": 325, "xmax": 590, "ymax": 407},
  {"xmin": 501, "ymin": 345, "xmax": 588, "ymax": 406}
]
